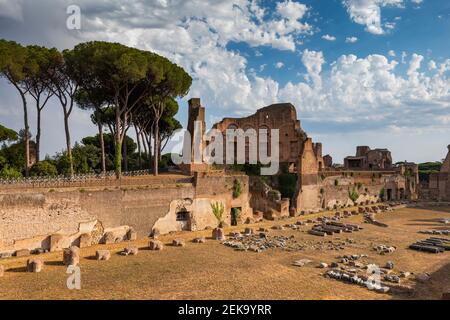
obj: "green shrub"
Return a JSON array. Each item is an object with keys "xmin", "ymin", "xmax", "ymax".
[
  {"xmin": 379, "ymin": 188, "xmax": 385, "ymax": 200},
  {"xmin": 348, "ymin": 187, "xmax": 359, "ymax": 202},
  {"xmin": 231, "ymin": 207, "xmax": 241, "ymax": 226},
  {"xmin": 30, "ymin": 161, "xmax": 58, "ymax": 177},
  {"xmin": 211, "ymin": 201, "xmax": 224, "ymax": 226},
  {"xmin": 334, "ymin": 179, "xmax": 339, "ymax": 186},
  {"xmin": 278, "ymin": 173, "xmax": 297, "ymax": 199},
  {"xmin": 0, "ymin": 166, "xmax": 22, "ymax": 179},
  {"xmin": 232, "ymin": 179, "xmax": 242, "ymax": 199}
]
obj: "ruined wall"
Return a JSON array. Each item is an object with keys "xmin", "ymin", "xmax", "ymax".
[
  {"xmin": 0, "ymin": 185, "xmax": 195, "ymax": 251},
  {"xmin": 0, "ymin": 173, "xmax": 253, "ymax": 253},
  {"xmin": 213, "ymin": 103, "xmax": 307, "ymax": 164},
  {"xmin": 249, "ymin": 176, "xmax": 290, "ymax": 219},
  {"xmin": 294, "ymin": 138, "xmax": 321, "ymax": 212},
  {"xmin": 421, "ymin": 146, "xmax": 450, "ymax": 201}
]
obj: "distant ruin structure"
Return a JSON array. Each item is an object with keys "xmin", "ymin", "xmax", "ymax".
[
  {"xmin": 344, "ymin": 146, "xmax": 393, "ymax": 170},
  {"xmin": 423, "ymin": 145, "xmax": 450, "ymax": 201}
]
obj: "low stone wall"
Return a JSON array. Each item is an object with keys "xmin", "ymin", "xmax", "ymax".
[{"xmin": 0, "ymin": 173, "xmax": 253, "ymax": 254}]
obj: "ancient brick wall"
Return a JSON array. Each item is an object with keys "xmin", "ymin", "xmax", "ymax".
[{"xmin": 0, "ymin": 173, "xmax": 252, "ymax": 253}]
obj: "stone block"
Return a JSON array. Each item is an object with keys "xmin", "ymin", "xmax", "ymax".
[
  {"xmin": 126, "ymin": 228, "xmax": 137, "ymax": 241},
  {"xmin": 121, "ymin": 247, "xmax": 139, "ymax": 256},
  {"xmin": 79, "ymin": 233, "xmax": 92, "ymax": 248},
  {"xmin": 212, "ymin": 228, "xmax": 226, "ymax": 241},
  {"xmin": 27, "ymin": 258, "xmax": 43, "ymax": 273},
  {"xmin": 49, "ymin": 234, "xmax": 65, "ymax": 252},
  {"xmin": 15, "ymin": 249, "xmax": 30, "ymax": 257},
  {"xmin": 95, "ymin": 250, "xmax": 111, "ymax": 261},
  {"xmin": 193, "ymin": 237, "xmax": 206, "ymax": 244},
  {"xmin": 149, "ymin": 240, "xmax": 164, "ymax": 251},
  {"xmin": 63, "ymin": 246, "xmax": 80, "ymax": 266},
  {"xmin": 172, "ymin": 239, "xmax": 186, "ymax": 247},
  {"xmin": 102, "ymin": 232, "xmax": 116, "ymax": 245}
]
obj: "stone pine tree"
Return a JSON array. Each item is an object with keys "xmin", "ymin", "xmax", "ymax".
[
  {"xmin": 0, "ymin": 124, "xmax": 18, "ymax": 143},
  {"xmin": 46, "ymin": 49, "xmax": 79, "ymax": 177},
  {"xmin": 66, "ymin": 41, "xmax": 191, "ymax": 178},
  {"xmin": 0, "ymin": 40, "xmax": 31, "ymax": 176},
  {"xmin": 24, "ymin": 45, "xmax": 59, "ymax": 162},
  {"xmin": 158, "ymin": 98, "xmax": 182, "ymax": 160},
  {"xmin": 74, "ymin": 89, "xmax": 110, "ymax": 174},
  {"xmin": 149, "ymin": 61, "xmax": 192, "ymax": 176}
]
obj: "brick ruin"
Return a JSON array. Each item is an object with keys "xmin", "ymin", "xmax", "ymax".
[
  {"xmin": 186, "ymin": 98, "xmax": 419, "ymax": 216},
  {"xmin": 422, "ymin": 145, "xmax": 450, "ymax": 201},
  {"xmin": 344, "ymin": 146, "xmax": 393, "ymax": 170}
]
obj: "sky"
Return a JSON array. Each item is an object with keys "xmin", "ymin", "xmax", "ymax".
[{"xmin": 0, "ymin": 0, "xmax": 449, "ymax": 164}]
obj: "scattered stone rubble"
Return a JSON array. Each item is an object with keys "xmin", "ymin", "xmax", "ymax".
[
  {"xmin": 222, "ymin": 227, "xmax": 358, "ymax": 252},
  {"xmin": 292, "ymin": 259, "xmax": 312, "ymax": 267},
  {"xmin": 373, "ymin": 244, "xmax": 396, "ymax": 255},
  {"xmin": 308, "ymin": 222, "xmax": 362, "ymax": 237},
  {"xmin": 409, "ymin": 237, "xmax": 450, "ymax": 253},
  {"xmin": 364, "ymin": 212, "xmax": 389, "ymax": 228},
  {"xmin": 322, "ymin": 254, "xmax": 414, "ymax": 295},
  {"xmin": 419, "ymin": 229, "xmax": 450, "ymax": 236}
]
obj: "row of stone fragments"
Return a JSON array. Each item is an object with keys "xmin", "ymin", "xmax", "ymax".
[{"xmin": 0, "ymin": 236, "xmax": 210, "ymax": 276}]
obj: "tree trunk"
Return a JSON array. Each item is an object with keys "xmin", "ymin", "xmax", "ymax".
[
  {"xmin": 35, "ymin": 101, "xmax": 41, "ymax": 163},
  {"xmin": 153, "ymin": 122, "xmax": 159, "ymax": 176},
  {"xmin": 20, "ymin": 91, "xmax": 30, "ymax": 177},
  {"xmin": 135, "ymin": 126, "xmax": 142, "ymax": 170},
  {"xmin": 122, "ymin": 137, "xmax": 128, "ymax": 172},
  {"xmin": 63, "ymin": 108, "xmax": 74, "ymax": 177},
  {"xmin": 114, "ymin": 108, "xmax": 122, "ymax": 179},
  {"xmin": 97, "ymin": 121, "xmax": 106, "ymax": 174},
  {"xmin": 141, "ymin": 131, "xmax": 148, "ymax": 169}
]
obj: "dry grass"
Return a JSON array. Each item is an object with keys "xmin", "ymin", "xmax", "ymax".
[{"xmin": 0, "ymin": 205, "xmax": 449, "ymax": 300}]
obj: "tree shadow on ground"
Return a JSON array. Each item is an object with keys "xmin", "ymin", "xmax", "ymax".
[{"xmin": 391, "ymin": 260, "xmax": 450, "ymax": 300}]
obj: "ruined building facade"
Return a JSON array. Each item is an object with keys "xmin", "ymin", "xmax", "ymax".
[
  {"xmin": 344, "ymin": 146, "xmax": 393, "ymax": 170},
  {"xmin": 424, "ymin": 146, "xmax": 450, "ymax": 201},
  {"xmin": 185, "ymin": 98, "xmax": 418, "ymax": 216}
]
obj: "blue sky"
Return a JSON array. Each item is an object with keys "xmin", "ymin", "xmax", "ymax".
[{"xmin": 0, "ymin": 0, "xmax": 449, "ymax": 163}]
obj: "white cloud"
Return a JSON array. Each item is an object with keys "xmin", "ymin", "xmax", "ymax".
[
  {"xmin": 0, "ymin": 0, "xmax": 23, "ymax": 21},
  {"xmin": 411, "ymin": 0, "xmax": 423, "ymax": 4},
  {"xmin": 0, "ymin": 0, "xmax": 449, "ymax": 162},
  {"xmin": 388, "ymin": 50, "xmax": 396, "ymax": 57},
  {"xmin": 301, "ymin": 50, "xmax": 325, "ymax": 89},
  {"xmin": 275, "ymin": 62, "xmax": 284, "ymax": 69},
  {"xmin": 428, "ymin": 60, "xmax": 437, "ymax": 70},
  {"xmin": 401, "ymin": 51, "xmax": 408, "ymax": 64},
  {"xmin": 342, "ymin": 0, "xmax": 404, "ymax": 34},
  {"xmin": 322, "ymin": 34, "xmax": 336, "ymax": 41}
]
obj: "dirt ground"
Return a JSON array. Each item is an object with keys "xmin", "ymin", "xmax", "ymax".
[{"xmin": 0, "ymin": 205, "xmax": 449, "ymax": 300}]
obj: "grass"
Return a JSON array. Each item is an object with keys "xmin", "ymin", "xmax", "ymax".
[{"xmin": 0, "ymin": 205, "xmax": 449, "ymax": 300}]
